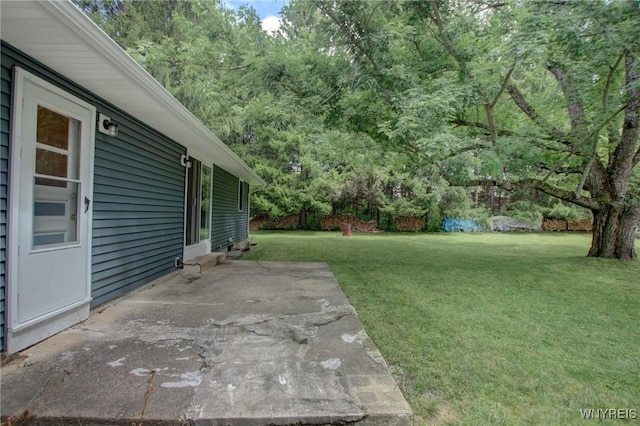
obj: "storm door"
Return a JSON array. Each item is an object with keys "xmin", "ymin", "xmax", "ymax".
[{"xmin": 8, "ymin": 69, "xmax": 94, "ymax": 351}]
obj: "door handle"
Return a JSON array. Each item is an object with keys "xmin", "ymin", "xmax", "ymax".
[{"xmin": 84, "ymin": 196, "xmax": 91, "ymax": 213}]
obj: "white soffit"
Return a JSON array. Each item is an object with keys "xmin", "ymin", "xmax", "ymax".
[{"xmin": 0, "ymin": 0, "xmax": 264, "ymax": 188}]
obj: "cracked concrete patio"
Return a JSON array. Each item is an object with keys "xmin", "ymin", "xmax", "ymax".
[{"xmin": 1, "ymin": 261, "xmax": 413, "ymax": 425}]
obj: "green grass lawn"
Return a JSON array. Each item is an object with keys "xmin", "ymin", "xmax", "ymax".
[{"xmin": 244, "ymin": 231, "xmax": 640, "ymax": 425}]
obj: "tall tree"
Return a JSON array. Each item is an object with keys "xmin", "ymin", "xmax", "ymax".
[{"xmin": 312, "ymin": 0, "xmax": 640, "ymax": 259}]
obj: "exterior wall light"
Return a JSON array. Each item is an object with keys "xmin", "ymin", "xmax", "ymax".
[
  {"xmin": 180, "ymin": 154, "xmax": 192, "ymax": 168},
  {"xmin": 98, "ymin": 112, "xmax": 118, "ymax": 137}
]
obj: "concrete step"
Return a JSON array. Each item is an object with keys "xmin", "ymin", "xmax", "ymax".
[{"xmin": 181, "ymin": 251, "xmax": 226, "ymax": 277}]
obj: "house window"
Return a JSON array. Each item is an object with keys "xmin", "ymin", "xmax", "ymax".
[{"xmin": 238, "ymin": 180, "xmax": 244, "ymax": 212}]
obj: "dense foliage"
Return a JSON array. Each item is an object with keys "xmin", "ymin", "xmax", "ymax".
[{"xmin": 76, "ymin": 0, "xmax": 640, "ymax": 258}]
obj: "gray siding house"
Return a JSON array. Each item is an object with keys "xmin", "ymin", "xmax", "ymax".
[{"xmin": 0, "ymin": 1, "xmax": 264, "ymax": 353}]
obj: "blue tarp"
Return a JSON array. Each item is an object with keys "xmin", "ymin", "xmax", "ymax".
[{"xmin": 442, "ymin": 218, "xmax": 484, "ymax": 232}]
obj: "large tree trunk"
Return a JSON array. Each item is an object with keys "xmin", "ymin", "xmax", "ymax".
[{"xmin": 589, "ymin": 206, "xmax": 639, "ymax": 260}]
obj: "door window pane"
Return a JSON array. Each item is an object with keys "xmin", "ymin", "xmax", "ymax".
[
  {"xmin": 34, "ymin": 234, "xmax": 66, "ymax": 246},
  {"xmin": 37, "ymin": 106, "xmax": 69, "ymax": 150},
  {"xmin": 36, "ymin": 148, "xmax": 68, "ymax": 178},
  {"xmin": 34, "ymin": 202, "xmax": 66, "ymax": 216}
]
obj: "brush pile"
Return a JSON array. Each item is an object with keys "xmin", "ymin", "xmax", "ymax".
[
  {"xmin": 542, "ymin": 218, "xmax": 592, "ymax": 231},
  {"xmin": 250, "ymin": 214, "xmax": 298, "ymax": 230},
  {"xmin": 320, "ymin": 214, "xmax": 381, "ymax": 232},
  {"xmin": 394, "ymin": 215, "xmax": 425, "ymax": 231}
]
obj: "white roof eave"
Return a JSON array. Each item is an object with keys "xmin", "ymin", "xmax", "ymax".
[{"xmin": 1, "ymin": 0, "xmax": 264, "ymax": 188}]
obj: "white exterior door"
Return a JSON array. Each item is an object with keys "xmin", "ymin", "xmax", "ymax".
[{"xmin": 8, "ymin": 69, "xmax": 95, "ymax": 352}]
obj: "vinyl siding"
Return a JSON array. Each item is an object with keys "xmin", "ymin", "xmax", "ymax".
[
  {"xmin": 0, "ymin": 43, "xmax": 186, "ymax": 336},
  {"xmin": 211, "ymin": 166, "xmax": 249, "ymax": 252},
  {"xmin": 91, "ymin": 112, "xmax": 186, "ymax": 307},
  {"xmin": 0, "ymin": 50, "xmax": 11, "ymax": 351}
]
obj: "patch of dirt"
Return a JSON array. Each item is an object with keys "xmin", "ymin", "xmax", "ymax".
[
  {"xmin": 428, "ymin": 403, "xmax": 459, "ymax": 425},
  {"xmin": 420, "ymin": 391, "xmax": 460, "ymax": 426},
  {"xmin": 1, "ymin": 352, "xmax": 27, "ymax": 367}
]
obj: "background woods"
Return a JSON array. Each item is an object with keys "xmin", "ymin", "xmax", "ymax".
[{"xmin": 77, "ymin": 0, "xmax": 640, "ymax": 259}]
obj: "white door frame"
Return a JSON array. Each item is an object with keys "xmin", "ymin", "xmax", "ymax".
[
  {"xmin": 183, "ymin": 151, "xmax": 212, "ymax": 261},
  {"xmin": 7, "ymin": 68, "xmax": 96, "ymax": 352}
]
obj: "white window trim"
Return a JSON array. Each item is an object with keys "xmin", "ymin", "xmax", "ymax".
[
  {"xmin": 238, "ymin": 180, "xmax": 245, "ymax": 212},
  {"xmin": 200, "ymin": 164, "xmax": 212, "ymax": 241},
  {"xmin": 183, "ymin": 153, "xmax": 213, "ymax": 261}
]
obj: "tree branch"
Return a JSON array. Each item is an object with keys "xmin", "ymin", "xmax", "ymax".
[
  {"xmin": 318, "ymin": 86, "xmax": 341, "ymax": 105},
  {"xmin": 429, "ymin": 0, "xmax": 471, "ymax": 77},
  {"xmin": 314, "ymin": 1, "xmax": 396, "ymax": 107},
  {"xmin": 608, "ymin": 50, "xmax": 640, "ymax": 196},
  {"xmin": 603, "ymin": 52, "xmax": 625, "ymax": 113},
  {"xmin": 428, "ymin": 0, "xmax": 504, "ymax": 142},
  {"xmin": 575, "ymin": 52, "xmax": 626, "ymax": 195},
  {"xmin": 315, "ymin": 1, "xmax": 380, "ymax": 74},
  {"xmin": 539, "ymin": 164, "xmax": 584, "ymax": 175},
  {"xmin": 575, "ymin": 155, "xmax": 597, "ymax": 197},
  {"xmin": 364, "ymin": 1, "xmax": 381, "ymax": 37},
  {"xmin": 469, "ymin": 0, "xmax": 508, "ymax": 8},
  {"xmin": 575, "ymin": 101, "xmax": 629, "ymax": 195},
  {"xmin": 506, "ymin": 83, "xmax": 570, "ymax": 145},
  {"xmin": 410, "ymin": 38, "xmax": 426, "ymax": 62},
  {"xmin": 530, "ymin": 137, "xmax": 574, "ymax": 153},
  {"xmin": 451, "ymin": 118, "xmax": 515, "ymax": 136},
  {"xmin": 484, "ymin": 104, "xmax": 500, "ymax": 145},
  {"xmin": 547, "ymin": 64, "xmax": 586, "ymax": 132},
  {"xmin": 541, "ymin": 150, "xmax": 577, "ymax": 183},
  {"xmin": 586, "ymin": 103, "xmax": 630, "ymax": 145},
  {"xmin": 490, "ymin": 67, "xmax": 514, "ymax": 109},
  {"xmin": 467, "ymin": 178, "xmax": 601, "ymax": 210},
  {"xmin": 441, "ymin": 143, "xmax": 491, "ymax": 159},
  {"xmin": 477, "ymin": 66, "xmax": 514, "ymax": 148},
  {"xmin": 451, "ymin": 119, "xmax": 568, "ymax": 152}
]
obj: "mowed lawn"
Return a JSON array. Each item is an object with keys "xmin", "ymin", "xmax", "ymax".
[{"xmin": 244, "ymin": 231, "xmax": 639, "ymax": 425}]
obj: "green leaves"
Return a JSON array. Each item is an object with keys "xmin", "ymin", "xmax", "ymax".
[{"xmin": 79, "ymin": 0, "xmax": 639, "ymax": 245}]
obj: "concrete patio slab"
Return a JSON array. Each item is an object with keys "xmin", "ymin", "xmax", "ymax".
[{"xmin": 1, "ymin": 261, "xmax": 413, "ymax": 425}]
